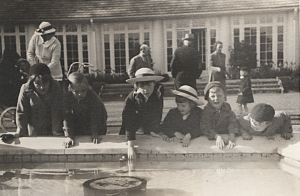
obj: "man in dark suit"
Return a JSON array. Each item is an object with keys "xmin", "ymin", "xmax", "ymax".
[{"xmin": 170, "ymin": 34, "xmax": 203, "ymax": 90}]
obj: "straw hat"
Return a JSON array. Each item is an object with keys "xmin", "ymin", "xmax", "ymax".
[
  {"xmin": 173, "ymin": 85, "xmax": 204, "ymax": 106},
  {"xmin": 35, "ymin": 22, "xmax": 56, "ymax": 35},
  {"xmin": 182, "ymin": 34, "xmax": 194, "ymax": 41},
  {"xmin": 126, "ymin": 68, "xmax": 164, "ymax": 84}
]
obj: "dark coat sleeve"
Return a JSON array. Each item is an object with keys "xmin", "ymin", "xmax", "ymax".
[
  {"xmin": 50, "ymin": 80, "xmax": 63, "ymax": 136},
  {"xmin": 89, "ymin": 90, "xmax": 107, "ymax": 136},
  {"xmin": 170, "ymin": 49, "xmax": 181, "ymax": 78}
]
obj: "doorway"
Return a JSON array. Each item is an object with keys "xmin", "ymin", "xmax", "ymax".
[{"xmin": 191, "ymin": 29, "xmax": 206, "ymax": 70}]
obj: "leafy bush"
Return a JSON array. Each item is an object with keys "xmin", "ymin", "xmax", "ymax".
[{"xmin": 84, "ymin": 69, "xmax": 129, "ymax": 85}]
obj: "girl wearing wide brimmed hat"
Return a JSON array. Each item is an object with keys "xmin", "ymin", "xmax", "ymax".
[
  {"xmin": 120, "ymin": 68, "xmax": 164, "ymax": 159},
  {"xmin": 27, "ymin": 21, "xmax": 63, "ymax": 81},
  {"xmin": 159, "ymin": 85, "xmax": 204, "ymax": 147}
]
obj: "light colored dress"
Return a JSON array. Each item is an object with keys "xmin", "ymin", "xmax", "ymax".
[{"xmin": 27, "ymin": 33, "xmax": 63, "ymax": 80}]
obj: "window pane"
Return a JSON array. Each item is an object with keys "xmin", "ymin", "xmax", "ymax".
[
  {"xmin": 4, "ymin": 25, "xmax": 15, "ymax": 33},
  {"xmin": 66, "ymin": 24, "xmax": 77, "ymax": 32},
  {"xmin": 114, "ymin": 33, "xmax": 126, "ymax": 73}
]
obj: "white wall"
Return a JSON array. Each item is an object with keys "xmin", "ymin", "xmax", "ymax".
[{"xmin": 151, "ymin": 20, "xmax": 166, "ymax": 74}]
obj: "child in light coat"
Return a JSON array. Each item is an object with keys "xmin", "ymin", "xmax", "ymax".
[{"xmin": 160, "ymin": 85, "xmax": 203, "ymax": 147}]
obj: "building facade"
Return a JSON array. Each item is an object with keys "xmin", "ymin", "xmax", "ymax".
[{"xmin": 0, "ymin": 0, "xmax": 299, "ymax": 76}]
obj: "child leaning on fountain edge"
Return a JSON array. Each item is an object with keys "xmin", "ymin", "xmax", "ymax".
[
  {"xmin": 238, "ymin": 103, "xmax": 293, "ymax": 140},
  {"xmin": 121, "ymin": 68, "xmax": 164, "ymax": 159},
  {"xmin": 159, "ymin": 85, "xmax": 203, "ymax": 147},
  {"xmin": 202, "ymin": 81, "xmax": 239, "ymax": 149}
]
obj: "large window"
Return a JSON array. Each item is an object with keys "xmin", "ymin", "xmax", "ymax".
[
  {"xmin": 102, "ymin": 22, "xmax": 151, "ymax": 74},
  {"xmin": 232, "ymin": 14, "xmax": 284, "ymax": 67},
  {"xmin": 277, "ymin": 26, "xmax": 284, "ymax": 65},
  {"xmin": 56, "ymin": 23, "xmax": 89, "ymax": 73},
  {"xmin": 260, "ymin": 26, "xmax": 272, "ymax": 66},
  {"xmin": 0, "ymin": 25, "xmax": 27, "ymax": 59},
  {"xmin": 114, "ymin": 33, "xmax": 126, "ymax": 73}
]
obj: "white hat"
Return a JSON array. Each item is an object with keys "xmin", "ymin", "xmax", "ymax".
[
  {"xmin": 173, "ymin": 85, "xmax": 204, "ymax": 106},
  {"xmin": 35, "ymin": 22, "xmax": 56, "ymax": 35},
  {"xmin": 126, "ymin": 68, "xmax": 164, "ymax": 84}
]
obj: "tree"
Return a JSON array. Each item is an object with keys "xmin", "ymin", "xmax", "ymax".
[{"xmin": 229, "ymin": 40, "xmax": 257, "ymax": 72}]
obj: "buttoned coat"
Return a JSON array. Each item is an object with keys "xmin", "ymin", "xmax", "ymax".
[
  {"xmin": 63, "ymin": 89, "xmax": 107, "ymax": 138},
  {"xmin": 236, "ymin": 75, "xmax": 254, "ymax": 104},
  {"xmin": 127, "ymin": 54, "xmax": 153, "ymax": 78},
  {"xmin": 202, "ymin": 102, "xmax": 239, "ymax": 139},
  {"xmin": 170, "ymin": 45, "xmax": 202, "ymax": 89},
  {"xmin": 160, "ymin": 107, "xmax": 203, "ymax": 139},
  {"xmin": 121, "ymin": 83, "xmax": 164, "ymax": 140},
  {"xmin": 16, "ymin": 78, "xmax": 63, "ymax": 136}
]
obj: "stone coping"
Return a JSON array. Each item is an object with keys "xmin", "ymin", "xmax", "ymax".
[{"xmin": 0, "ymin": 133, "xmax": 299, "ymax": 163}]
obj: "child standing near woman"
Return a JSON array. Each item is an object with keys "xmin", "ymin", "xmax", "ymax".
[
  {"xmin": 236, "ymin": 67, "xmax": 254, "ymax": 116},
  {"xmin": 62, "ymin": 72, "xmax": 107, "ymax": 148}
]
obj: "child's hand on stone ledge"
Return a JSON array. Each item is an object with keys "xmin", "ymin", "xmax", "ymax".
[
  {"xmin": 242, "ymin": 133, "xmax": 252, "ymax": 140},
  {"xmin": 281, "ymin": 133, "xmax": 293, "ymax": 140}
]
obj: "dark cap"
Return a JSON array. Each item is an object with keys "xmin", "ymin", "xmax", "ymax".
[
  {"xmin": 250, "ymin": 103, "xmax": 275, "ymax": 122},
  {"xmin": 29, "ymin": 63, "xmax": 51, "ymax": 76},
  {"xmin": 204, "ymin": 81, "xmax": 224, "ymax": 100}
]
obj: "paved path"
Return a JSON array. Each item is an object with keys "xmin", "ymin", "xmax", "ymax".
[{"xmin": 105, "ymin": 92, "xmax": 300, "ymax": 128}]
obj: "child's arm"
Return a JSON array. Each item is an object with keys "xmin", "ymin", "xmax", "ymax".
[
  {"xmin": 279, "ymin": 111, "xmax": 293, "ymax": 140},
  {"xmin": 123, "ymin": 93, "xmax": 140, "ymax": 141},
  {"xmin": 201, "ymin": 108, "xmax": 218, "ymax": 140},
  {"xmin": 128, "ymin": 140, "xmax": 136, "ymax": 160},
  {"xmin": 182, "ymin": 133, "xmax": 191, "ymax": 147},
  {"xmin": 15, "ymin": 84, "xmax": 31, "ymax": 137},
  {"xmin": 50, "ymin": 81, "xmax": 63, "ymax": 136},
  {"xmin": 227, "ymin": 133, "xmax": 236, "ymax": 149},
  {"xmin": 237, "ymin": 116, "xmax": 252, "ymax": 140},
  {"xmin": 90, "ymin": 91, "xmax": 107, "ymax": 143}
]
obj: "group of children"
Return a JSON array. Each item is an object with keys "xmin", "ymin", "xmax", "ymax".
[{"xmin": 0, "ymin": 64, "xmax": 294, "ymax": 160}]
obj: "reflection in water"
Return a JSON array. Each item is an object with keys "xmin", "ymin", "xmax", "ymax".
[{"xmin": 0, "ymin": 161, "xmax": 300, "ymax": 196}]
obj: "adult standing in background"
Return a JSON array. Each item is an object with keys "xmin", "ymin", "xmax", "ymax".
[
  {"xmin": 170, "ymin": 34, "xmax": 203, "ymax": 90},
  {"xmin": 209, "ymin": 41, "xmax": 227, "ymax": 98},
  {"xmin": 27, "ymin": 21, "xmax": 63, "ymax": 81},
  {"xmin": 127, "ymin": 44, "xmax": 154, "ymax": 78}
]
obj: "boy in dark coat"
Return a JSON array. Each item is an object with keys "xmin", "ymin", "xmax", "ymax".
[
  {"xmin": 238, "ymin": 103, "xmax": 293, "ymax": 140},
  {"xmin": 121, "ymin": 68, "xmax": 164, "ymax": 159},
  {"xmin": 202, "ymin": 81, "xmax": 239, "ymax": 149},
  {"xmin": 160, "ymin": 85, "xmax": 203, "ymax": 147},
  {"xmin": 62, "ymin": 72, "xmax": 107, "ymax": 148},
  {"xmin": 236, "ymin": 67, "xmax": 254, "ymax": 116}
]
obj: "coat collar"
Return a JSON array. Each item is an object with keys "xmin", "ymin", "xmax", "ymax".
[{"xmin": 37, "ymin": 35, "xmax": 56, "ymax": 48}]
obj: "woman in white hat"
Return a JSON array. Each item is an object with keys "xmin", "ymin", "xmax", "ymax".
[
  {"xmin": 120, "ymin": 68, "xmax": 164, "ymax": 159},
  {"xmin": 27, "ymin": 21, "xmax": 63, "ymax": 81},
  {"xmin": 160, "ymin": 85, "xmax": 204, "ymax": 147}
]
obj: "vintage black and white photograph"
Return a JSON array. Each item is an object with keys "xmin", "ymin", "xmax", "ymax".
[{"xmin": 0, "ymin": 0, "xmax": 299, "ymax": 195}]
